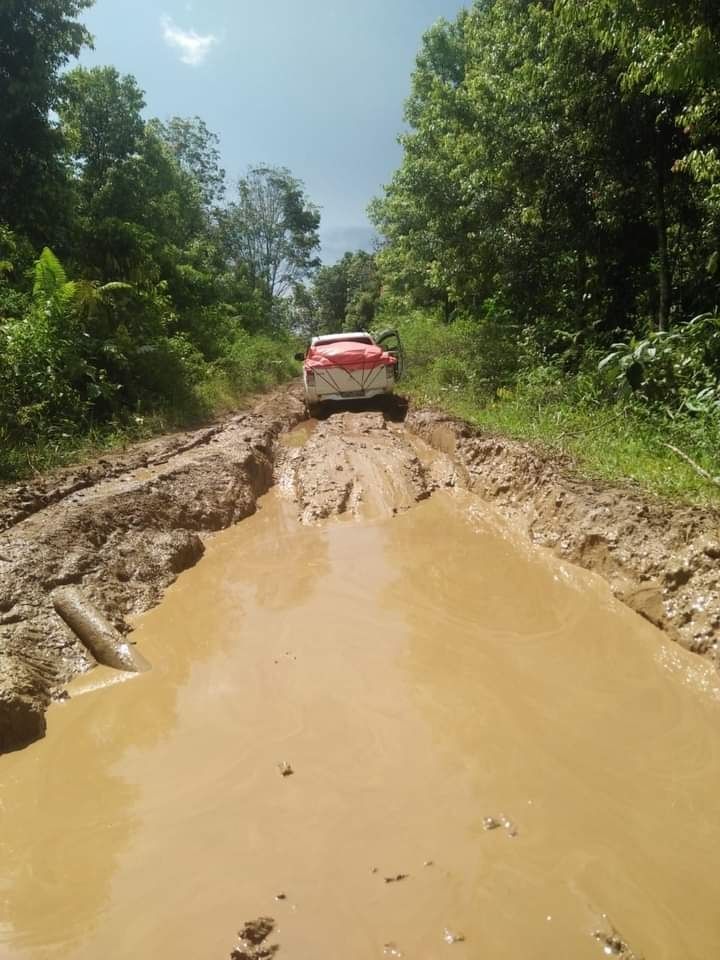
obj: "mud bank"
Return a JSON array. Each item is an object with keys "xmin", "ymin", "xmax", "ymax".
[
  {"xmin": 0, "ymin": 386, "xmax": 305, "ymax": 752},
  {"xmin": 406, "ymin": 409, "xmax": 720, "ymax": 657}
]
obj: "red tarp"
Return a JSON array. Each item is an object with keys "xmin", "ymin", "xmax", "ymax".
[{"xmin": 305, "ymin": 341, "xmax": 396, "ymax": 371}]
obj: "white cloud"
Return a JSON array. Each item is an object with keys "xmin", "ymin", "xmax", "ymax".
[{"xmin": 161, "ymin": 16, "xmax": 218, "ymax": 67}]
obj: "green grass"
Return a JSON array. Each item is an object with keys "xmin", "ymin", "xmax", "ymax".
[
  {"xmin": 381, "ymin": 307, "xmax": 720, "ymax": 507},
  {"xmin": 403, "ymin": 374, "xmax": 720, "ymax": 506}
]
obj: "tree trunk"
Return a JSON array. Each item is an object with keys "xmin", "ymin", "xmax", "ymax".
[{"xmin": 654, "ymin": 135, "xmax": 672, "ymax": 332}]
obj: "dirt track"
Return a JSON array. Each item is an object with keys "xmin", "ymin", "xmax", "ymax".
[{"xmin": 0, "ymin": 383, "xmax": 718, "ymax": 753}]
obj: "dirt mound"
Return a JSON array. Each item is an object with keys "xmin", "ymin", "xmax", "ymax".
[
  {"xmin": 0, "ymin": 385, "xmax": 305, "ymax": 753},
  {"xmin": 275, "ymin": 410, "xmax": 457, "ymax": 523},
  {"xmin": 406, "ymin": 409, "xmax": 720, "ymax": 658}
]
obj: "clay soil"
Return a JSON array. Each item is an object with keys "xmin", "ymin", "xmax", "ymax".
[{"xmin": 1, "ymin": 384, "xmax": 718, "ymax": 754}]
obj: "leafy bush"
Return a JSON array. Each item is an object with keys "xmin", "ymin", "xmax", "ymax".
[
  {"xmin": 599, "ymin": 313, "xmax": 720, "ymax": 416},
  {"xmin": 0, "ymin": 247, "xmax": 299, "ymax": 480},
  {"xmin": 385, "ymin": 301, "xmax": 521, "ymax": 400}
]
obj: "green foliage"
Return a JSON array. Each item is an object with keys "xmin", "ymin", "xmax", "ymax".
[
  {"xmin": 0, "ymin": 0, "xmax": 93, "ymax": 244},
  {"xmin": 310, "ymin": 250, "xmax": 381, "ymax": 333},
  {"xmin": 59, "ymin": 66, "xmax": 146, "ymax": 181},
  {"xmin": 0, "ymin": 15, "xmax": 317, "ymax": 480},
  {"xmin": 372, "ymin": 0, "xmax": 719, "ymax": 339},
  {"xmin": 396, "ymin": 308, "xmax": 720, "ymax": 504},
  {"xmin": 150, "ymin": 116, "xmax": 226, "ymax": 208},
  {"xmin": 368, "ymin": 0, "xmax": 720, "ymax": 502},
  {"xmin": 599, "ymin": 313, "xmax": 720, "ymax": 415}
]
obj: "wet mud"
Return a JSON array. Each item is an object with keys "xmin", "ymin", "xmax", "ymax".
[
  {"xmin": 1, "ymin": 386, "xmax": 719, "ymax": 752},
  {"xmin": 275, "ymin": 410, "xmax": 458, "ymax": 523},
  {"xmin": 0, "ymin": 385, "xmax": 305, "ymax": 752},
  {"xmin": 1, "ymin": 482, "xmax": 719, "ymax": 958},
  {"xmin": 407, "ymin": 409, "xmax": 720, "ymax": 657},
  {"xmin": 1, "ymin": 387, "xmax": 719, "ymax": 752}
]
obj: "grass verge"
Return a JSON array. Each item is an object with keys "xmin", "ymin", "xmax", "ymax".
[{"xmin": 391, "ymin": 311, "xmax": 720, "ymax": 507}]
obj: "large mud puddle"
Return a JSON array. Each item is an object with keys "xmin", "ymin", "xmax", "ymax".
[{"xmin": 2, "ymin": 426, "xmax": 720, "ymax": 957}]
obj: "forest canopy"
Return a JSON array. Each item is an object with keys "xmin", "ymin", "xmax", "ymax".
[{"xmin": 0, "ymin": 0, "xmax": 319, "ymax": 478}]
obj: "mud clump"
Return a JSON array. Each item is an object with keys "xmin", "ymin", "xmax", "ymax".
[
  {"xmin": 230, "ymin": 918, "xmax": 278, "ymax": 959},
  {"xmin": 406, "ymin": 409, "xmax": 720, "ymax": 658},
  {"xmin": 0, "ymin": 385, "xmax": 305, "ymax": 754}
]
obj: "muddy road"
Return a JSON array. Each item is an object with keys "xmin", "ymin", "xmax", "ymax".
[{"xmin": 1, "ymin": 387, "xmax": 720, "ymax": 958}]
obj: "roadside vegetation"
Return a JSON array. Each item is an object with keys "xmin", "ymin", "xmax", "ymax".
[
  {"xmin": 360, "ymin": 0, "xmax": 720, "ymax": 505},
  {"xmin": 4, "ymin": 1, "xmax": 720, "ymax": 505},
  {"xmin": 0, "ymin": 1, "xmax": 312, "ymax": 480}
]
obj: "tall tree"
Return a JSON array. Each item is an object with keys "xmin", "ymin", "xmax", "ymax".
[
  {"xmin": 57, "ymin": 68, "xmax": 208, "ymax": 283},
  {"xmin": 372, "ymin": 0, "xmax": 716, "ymax": 347},
  {"xmin": 150, "ymin": 116, "xmax": 226, "ymax": 208},
  {"xmin": 59, "ymin": 66, "xmax": 145, "ymax": 183},
  {"xmin": 220, "ymin": 165, "xmax": 321, "ymax": 299}
]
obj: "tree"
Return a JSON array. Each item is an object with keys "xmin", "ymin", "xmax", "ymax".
[
  {"xmin": 150, "ymin": 116, "xmax": 226, "ymax": 208},
  {"xmin": 220, "ymin": 165, "xmax": 321, "ymax": 299},
  {"xmin": 559, "ymin": 0, "xmax": 720, "ymax": 329},
  {"xmin": 312, "ymin": 250, "xmax": 381, "ymax": 331},
  {"xmin": 0, "ymin": 0, "xmax": 93, "ymax": 244},
  {"xmin": 372, "ymin": 0, "xmax": 717, "ymax": 349},
  {"xmin": 59, "ymin": 66, "xmax": 146, "ymax": 183},
  {"xmin": 57, "ymin": 68, "xmax": 210, "ymax": 284}
]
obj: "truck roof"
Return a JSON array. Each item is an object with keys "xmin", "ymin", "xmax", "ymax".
[{"xmin": 311, "ymin": 332, "xmax": 374, "ymax": 346}]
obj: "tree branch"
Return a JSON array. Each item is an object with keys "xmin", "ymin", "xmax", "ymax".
[{"xmin": 663, "ymin": 443, "xmax": 720, "ymax": 488}]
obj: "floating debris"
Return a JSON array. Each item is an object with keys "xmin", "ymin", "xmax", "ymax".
[
  {"xmin": 501, "ymin": 815, "xmax": 518, "ymax": 838},
  {"xmin": 592, "ymin": 920, "xmax": 643, "ymax": 959},
  {"xmin": 383, "ymin": 942, "xmax": 403, "ymax": 957},
  {"xmin": 278, "ymin": 761, "xmax": 294, "ymax": 777},
  {"xmin": 483, "ymin": 814, "xmax": 518, "ymax": 837},
  {"xmin": 384, "ymin": 873, "xmax": 409, "ymax": 884},
  {"xmin": 443, "ymin": 928, "xmax": 466, "ymax": 944}
]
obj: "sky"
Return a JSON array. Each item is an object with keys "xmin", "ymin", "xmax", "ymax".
[{"xmin": 78, "ymin": 0, "xmax": 467, "ymax": 263}]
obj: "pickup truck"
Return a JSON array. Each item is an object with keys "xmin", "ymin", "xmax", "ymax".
[{"xmin": 295, "ymin": 330, "xmax": 403, "ymax": 414}]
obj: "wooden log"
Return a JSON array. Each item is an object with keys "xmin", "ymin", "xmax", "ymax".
[{"xmin": 53, "ymin": 588, "xmax": 150, "ymax": 673}]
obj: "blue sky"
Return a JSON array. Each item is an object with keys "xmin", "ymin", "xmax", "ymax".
[{"xmin": 78, "ymin": 0, "xmax": 467, "ymax": 262}]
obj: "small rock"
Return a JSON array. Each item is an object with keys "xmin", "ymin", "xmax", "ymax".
[
  {"xmin": 278, "ymin": 761, "xmax": 294, "ymax": 777},
  {"xmin": 443, "ymin": 928, "xmax": 466, "ymax": 944},
  {"xmin": 384, "ymin": 873, "xmax": 409, "ymax": 884}
]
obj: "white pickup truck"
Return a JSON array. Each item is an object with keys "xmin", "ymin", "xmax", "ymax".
[{"xmin": 295, "ymin": 330, "xmax": 403, "ymax": 413}]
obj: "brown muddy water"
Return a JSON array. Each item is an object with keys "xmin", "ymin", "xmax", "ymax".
[{"xmin": 2, "ymin": 480, "xmax": 720, "ymax": 958}]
